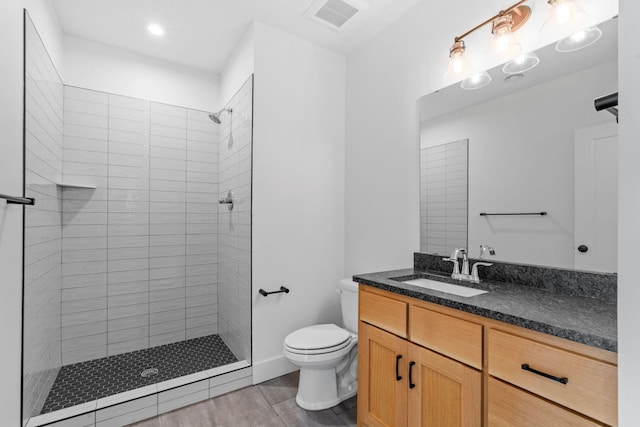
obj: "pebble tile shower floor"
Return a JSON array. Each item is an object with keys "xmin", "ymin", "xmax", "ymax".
[{"xmin": 40, "ymin": 335, "xmax": 238, "ymax": 414}]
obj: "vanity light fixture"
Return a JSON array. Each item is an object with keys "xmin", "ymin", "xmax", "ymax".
[
  {"xmin": 502, "ymin": 51, "xmax": 540, "ymax": 74},
  {"xmin": 460, "ymin": 71, "xmax": 492, "ymax": 90},
  {"xmin": 446, "ymin": 0, "xmax": 531, "ymax": 79},
  {"xmin": 446, "ymin": 0, "xmax": 592, "ymax": 81},
  {"xmin": 555, "ymin": 25, "xmax": 602, "ymax": 52},
  {"xmin": 147, "ymin": 23, "xmax": 165, "ymax": 37}
]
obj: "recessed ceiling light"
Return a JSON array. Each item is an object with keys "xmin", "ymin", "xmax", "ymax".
[{"xmin": 147, "ymin": 23, "xmax": 164, "ymax": 37}]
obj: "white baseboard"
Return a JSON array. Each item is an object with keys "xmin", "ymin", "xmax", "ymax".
[{"xmin": 252, "ymin": 355, "xmax": 297, "ymax": 385}]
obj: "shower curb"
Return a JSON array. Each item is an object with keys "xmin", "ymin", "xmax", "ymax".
[{"xmin": 26, "ymin": 361, "xmax": 251, "ymax": 427}]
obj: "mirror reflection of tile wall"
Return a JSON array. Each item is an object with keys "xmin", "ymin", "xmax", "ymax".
[{"xmin": 420, "ymin": 139, "xmax": 468, "ymax": 256}]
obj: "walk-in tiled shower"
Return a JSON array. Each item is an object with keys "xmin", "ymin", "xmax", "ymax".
[{"xmin": 22, "ymin": 13, "xmax": 253, "ymax": 426}]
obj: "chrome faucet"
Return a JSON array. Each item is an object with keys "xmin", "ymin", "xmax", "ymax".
[
  {"xmin": 460, "ymin": 249, "xmax": 469, "ymax": 276},
  {"xmin": 442, "ymin": 247, "xmax": 492, "ymax": 283}
]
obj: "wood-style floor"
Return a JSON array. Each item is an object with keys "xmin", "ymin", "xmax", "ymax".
[{"xmin": 129, "ymin": 371, "xmax": 357, "ymax": 427}]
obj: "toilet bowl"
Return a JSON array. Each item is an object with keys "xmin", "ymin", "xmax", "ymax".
[{"xmin": 282, "ymin": 279, "xmax": 359, "ymax": 410}]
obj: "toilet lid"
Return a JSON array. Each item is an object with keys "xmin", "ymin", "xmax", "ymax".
[{"xmin": 284, "ymin": 324, "xmax": 350, "ymax": 351}]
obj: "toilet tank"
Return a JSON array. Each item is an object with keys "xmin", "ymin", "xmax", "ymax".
[{"xmin": 339, "ymin": 278, "xmax": 359, "ymax": 333}]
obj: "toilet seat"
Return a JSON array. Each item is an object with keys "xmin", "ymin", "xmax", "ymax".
[{"xmin": 284, "ymin": 324, "xmax": 352, "ymax": 355}]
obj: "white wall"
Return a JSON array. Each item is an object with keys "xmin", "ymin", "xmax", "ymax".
[
  {"xmin": 251, "ymin": 22, "xmax": 346, "ymax": 382},
  {"xmin": 421, "ymin": 61, "xmax": 617, "ymax": 269},
  {"xmin": 0, "ymin": 2, "xmax": 64, "ymax": 425},
  {"xmin": 63, "ymin": 35, "xmax": 220, "ymax": 113},
  {"xmin": 220, "ymin": 24, "xmax": 255, "ymax": 106},
  {"xmin": 617, "ymin": 0, "xmax": 640, "ymax": 423}
]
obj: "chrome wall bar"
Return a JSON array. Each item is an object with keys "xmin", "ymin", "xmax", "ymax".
[{"xmin": 1, "ymin": 193, "xmax": 35, "ymax": 206}]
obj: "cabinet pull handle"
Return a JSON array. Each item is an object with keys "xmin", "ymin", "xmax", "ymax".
[
  {"xmin": 521, "ymin": 364, "xmax": 568, "ymax": 384},
  {"xmin": 395, "ymin": 355, "xmax": 403, "ymax": 381},
  {"xmin": 409, "ymin": 361, "xmax": 416, "ymax": 389}
]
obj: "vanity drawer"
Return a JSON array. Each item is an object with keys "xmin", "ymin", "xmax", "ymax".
[
  {"xmin": 359, "ymin": 288, "xmax": 407, "ymax": 338},
  {"xmin": 409, "ymin": 305, "xmax": 482, "ymax": 369},
  {"xmin": 488, "ymin": 329, "xmax": 617, "ymax": 426},
  {"xmin": 488, "ymin": 377, "xmax": 603, "ymax": 426}
]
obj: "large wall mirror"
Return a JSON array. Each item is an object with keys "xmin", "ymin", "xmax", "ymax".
[{"xmin": 418, "ymin": 17, "xmax": 618, "ymax": 273}]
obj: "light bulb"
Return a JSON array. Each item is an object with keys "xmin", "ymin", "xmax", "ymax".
[
  {"xmin": 550, "ymin": 0, "xmax": 573, "ymax": 25},
  {"xmin": 147, "ymin": 23, "xmax": 165, "ymax": 36},
  {"xmin": 490, "ymin": 15, "xmax": 522, "ymax": 61},
  {"xmin": 445, "ymin": 40, "xmax": 474, "ymax": 80},
  {"xmin": 543, "ymin": 0, "xmax": 587, "ymax": 34}
]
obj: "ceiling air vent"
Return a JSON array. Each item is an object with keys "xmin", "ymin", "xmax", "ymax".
[{"xmin": 305, "ymin": 0, "xmax": 365, "ymax": 30}]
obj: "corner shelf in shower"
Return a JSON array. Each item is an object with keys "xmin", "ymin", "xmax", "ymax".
[{"xmin": 56, "ymin": 182, "xmax": 97, "ymax": 189}]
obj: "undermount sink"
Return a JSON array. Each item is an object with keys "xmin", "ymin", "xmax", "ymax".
[{"xmin": 400, "ymin": 278, "xmax": 488, "ymax": 297}]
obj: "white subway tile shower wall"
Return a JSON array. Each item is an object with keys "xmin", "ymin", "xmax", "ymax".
[
  {"xmin": 59, "ymin": 87, "xmax": 221, "ymax": 364},
  {"xmin": 217, "ymin": 76, "xmax": 253, "ymax": 363},
  {"xmin": 23, "ymin": 14, "xmax": 64, "ymax": 423},
  {"xmin": 149, "ymin": 102, "xmax": 186, "ymax": 349},
  {"xmin": 420, "ymin": 139, "xmax": 468, "ymax": 256},
  {"xmin": 185, "ymin": 109, "xmax": 220, "ymax": 341},
  {"xmin": 107, "ymin": 95, "xmax": 151, "ymax": 357},
  {"xmin": 61, "ymin": 87, "xmax": 109, "ymax": 365}
]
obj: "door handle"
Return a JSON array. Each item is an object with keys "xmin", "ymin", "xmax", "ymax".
[
  {"xmin": 395, "ymin": 355, "xmax": 402, "ymax": 381},
  {"xmin": 409, "ymin": 361, "xmax": 416, "ymax": 389}
]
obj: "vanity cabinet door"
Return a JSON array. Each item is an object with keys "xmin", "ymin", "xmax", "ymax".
[
  {"xmin": 358, "ymin": 322, "xmax": 408, "ymax": 427},
  {"xmin": 407, "ymin": 343, "xmax": 481, "ymax": 427}
]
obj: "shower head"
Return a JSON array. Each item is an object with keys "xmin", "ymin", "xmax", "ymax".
[
  {"xmin": 208, "ymin": 113, "xmax": 221, "ymax": 124},
  {"xmin": 208, "ymin": 107, "xmax": 233, "ymax": 124}
]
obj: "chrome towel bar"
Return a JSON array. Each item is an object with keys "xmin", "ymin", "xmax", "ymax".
[
  {"xmin": 1, "ymin": 193, "xmax": 35, "ymax": 206},
  {"xmin": 480, "ymin": 211, "xmax": 546, "ymax": 216}
]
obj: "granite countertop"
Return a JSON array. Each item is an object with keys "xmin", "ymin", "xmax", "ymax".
[{"xmin": 353, "ymin": 268, "xmax": 617, "ymax": 353}]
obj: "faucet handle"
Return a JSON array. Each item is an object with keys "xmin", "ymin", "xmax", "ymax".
[
  {"xmin": 479, "ymin": 245, "xmax": 496, "ymax": 259},
  {"xmin": 471, "ymin": 262, "xmax": 493, "ymax": 282}
]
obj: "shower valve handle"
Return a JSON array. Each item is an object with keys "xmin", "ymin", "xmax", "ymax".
[{"xmin": 218, "ymin": 190, "xmax": 234, "ymax": 211}]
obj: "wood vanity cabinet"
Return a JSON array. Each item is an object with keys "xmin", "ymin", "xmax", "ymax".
[
  {"xmin": 358, "ymin": 289, "xmax": 481, "ymax": 427},
  {"xmin": 357, "ymin": 285, "xmax": 618, "ymax": 427}
]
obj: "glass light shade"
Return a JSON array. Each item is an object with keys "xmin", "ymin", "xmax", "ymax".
[
  {"xmin": 491, "ymin": 30, "xmax": 522, "ymax": 61},
  {"xmin": 502, "ymin": 52, "xmax": 540, "ymax": 74},
  {"xmin": 555, "ymin": 26, "xmax": 602, "ymax": 52},
  {"xmin": 543, "ymin": 0, "xmax": 587, "ymax": 34},
  {"xmin": 491, "ymin": 15, "xmax": 522, "ymax": 61},
  {"xmin": 461, "ymin": 71, "xmax": 492, "ymax": 90},
  {"xmin": 445, "ymin": 42, "xmax": 474, "ymax": 80}
]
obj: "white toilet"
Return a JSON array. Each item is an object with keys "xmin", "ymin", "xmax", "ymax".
[{"xmin": 283, "ymin": 278, "xmax": 359, "ymax": 410}]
